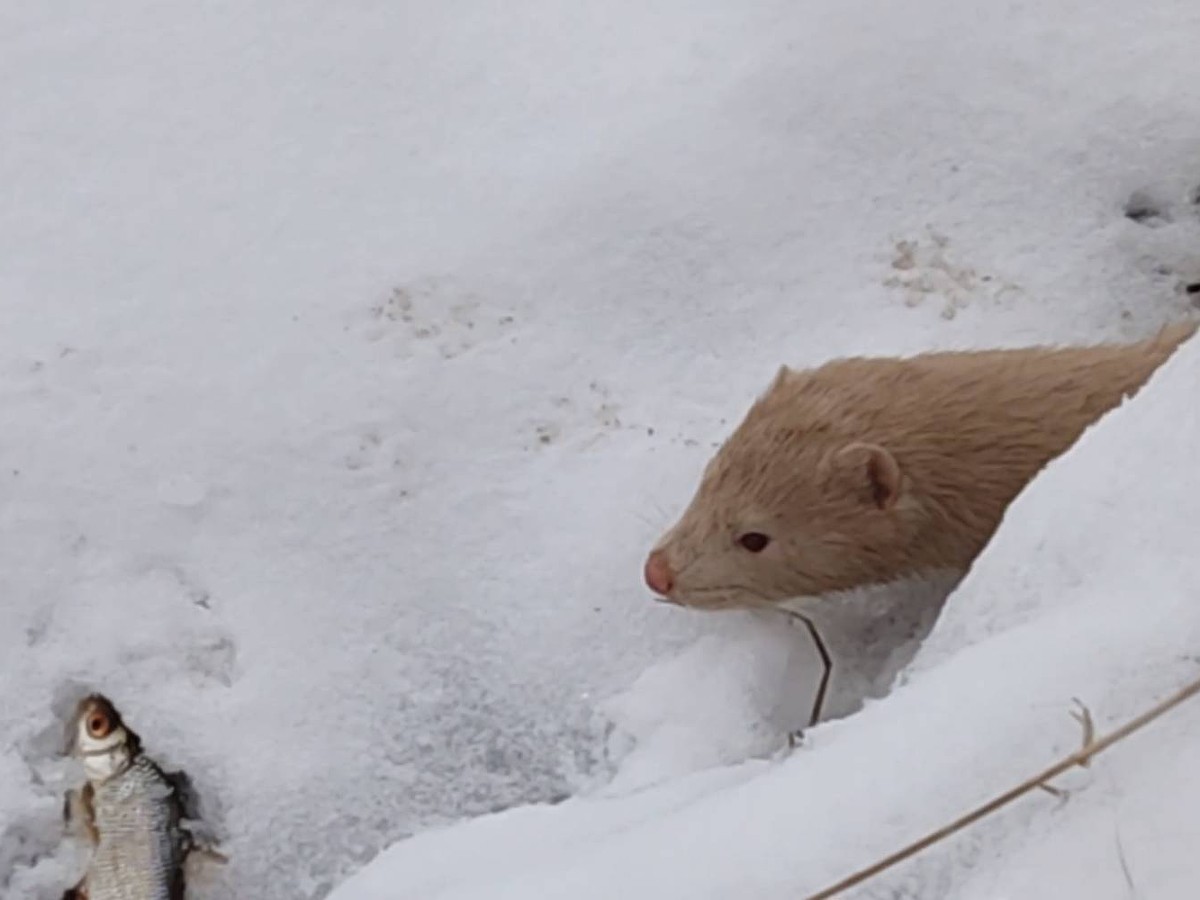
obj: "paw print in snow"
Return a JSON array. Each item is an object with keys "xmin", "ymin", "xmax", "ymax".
[
  {"xmin": 118, "ymin": 560, "xmax": 241, "ymax": 689},
  {"xmin": 526, "ymin": 382, "xmax": 626, "ymax": 450},
  {"xmin": 336, "ymin": 427, "xmax": 414, "ymax": 501},
  {"xmin": 343, "ymin": 428, "xmax": 385, "ymax": 471},
  {"xmin": 588, "ymin": 381, "xmax": 623, "ymax": 431},
  {"xmin": 365, "ymin": 280, "xmax": 517, "ymax": 359},
  {"xmin": 1120, "ymin": 185, "xmax": 1200, "ymax": 304},
  {"xmin": 184, "ymin": 632, "xmax": 238, "ymax": 689},
  {"xmin": 884, "ymin": 227, "xmax": 1019, "ymax": 320}
]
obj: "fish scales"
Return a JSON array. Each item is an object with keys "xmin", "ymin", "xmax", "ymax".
[{"xmin": 86, "ymin": 755, "xmax": 187, "ymax": 899}]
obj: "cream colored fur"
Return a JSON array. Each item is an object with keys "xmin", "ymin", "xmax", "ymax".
[{"xmin": 649, "ymin": 321, "xmax": 1196, "ymax": 610}]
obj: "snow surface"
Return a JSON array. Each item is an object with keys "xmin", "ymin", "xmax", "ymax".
[{"xmin": 3, "ymin": 0, "xmax": 1200, "ymax": 898}]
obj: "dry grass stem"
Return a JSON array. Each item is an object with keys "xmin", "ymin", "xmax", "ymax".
[{"xmin": 801, "ymin": 672, "xmax": 1200, "ymax": 900}]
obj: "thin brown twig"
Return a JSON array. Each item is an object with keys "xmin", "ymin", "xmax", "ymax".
[{"xmin": 801, "ymin": 672, "xmax": 1200, "ymax": 900}]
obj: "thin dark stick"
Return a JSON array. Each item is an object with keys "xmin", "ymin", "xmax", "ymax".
[
  {"xmin": 786, "ymin": 611, "xmax": 832, "ymax": 728},
  {"xmin": 1114, "ymin": 824, "xmax": 1137, "ymax": 898}
]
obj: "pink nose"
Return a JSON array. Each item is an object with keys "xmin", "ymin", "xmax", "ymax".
[{"xmin": 644, "ymin": 550, "xmax": 675, "ymax": 596}]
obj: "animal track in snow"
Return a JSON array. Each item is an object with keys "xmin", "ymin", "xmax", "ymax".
[
  {"xmin": 342, "ymin": 427, "xmax": 388, "ymax": 472},
  {"xmin": 1124, "ymin": 188, "xmax": 1174, "ymax": 228},
  {"xmin": 525, "ymin": 385, "xmax": 726, "ymax": 453},
  {"xmin": 1120, "ymin": 184, "xmax": 1200, "ymax": 304},
  {"xmin": 166, "ymin": 577, "xmax": 240, "ymax": 689},
  {"xmin": 884, "ymin": 227, "xmax": 1020, "ymax": 320},
  {"xmin": 119, "ymin": 559, "xmax": 241, "ymax": 689},
  {"xmin": 524, "ymin": 382, "xmax": 626, "ymax": 451},
  {"xmin": 109, "ymin": 626, "xmax": 240, "ymax": 692},
  {"xmin": 159, "ymin": 560, "xmax": 213, "ymax": 611},
  {"xmin": 337, "ymin": 426, "xmax": 413, "ymax": 492},
  {"xmin": 362, "ymin": 279, "xmax": 518, "ymax": 360},
  {"xmin": 181, "ymin": 632, "xmax": 238, "ymax": 689}
]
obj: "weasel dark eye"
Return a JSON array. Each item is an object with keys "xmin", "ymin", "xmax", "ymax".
[{"xmin": 738, "ymin": 532, "xmax": 770, "ymax": 553}]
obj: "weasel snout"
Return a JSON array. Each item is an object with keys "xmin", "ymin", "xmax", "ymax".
[{"xmin": 644, "ymin": 549, "xmax": 675, "ymax": 600}]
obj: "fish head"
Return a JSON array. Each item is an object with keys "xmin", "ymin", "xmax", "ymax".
[{"xmin": 69, "ymin": 694, "xmax": 141, "ymax": 782}]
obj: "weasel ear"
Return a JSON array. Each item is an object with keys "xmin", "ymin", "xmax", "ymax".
[{"xmin": 827, "ymin": 442, "xmax": 902, "ymax": 510}]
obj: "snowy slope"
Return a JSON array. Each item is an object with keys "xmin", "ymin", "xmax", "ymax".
[
  {"xmin": 329, "ymin": 331, "xmax": 1200, "ymax": 900},
  {"xmin": 3, "ymin": 0, "xmax": 1200, "ymax": 897},
  {"xmin": 326, "ymin": 316, "xmax": 1200, "ymax": 900}
]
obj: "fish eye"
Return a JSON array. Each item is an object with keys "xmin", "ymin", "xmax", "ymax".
[
  {"xmin": 738, "ymin": 532, "xmax": 770, "ymax": 553},
  {"xmin": 86, "ymin": 711, "xmax": 111, "ymax": 738}
]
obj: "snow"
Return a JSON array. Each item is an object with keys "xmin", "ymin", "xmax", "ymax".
[{"xmin": 2, "ymin": 0, "xmax": 1200, "ymax": 898}]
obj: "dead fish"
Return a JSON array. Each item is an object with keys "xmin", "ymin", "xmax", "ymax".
[{"xmin": 61, "ymin": 694, "xmax": 222, "ymax": 900}]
